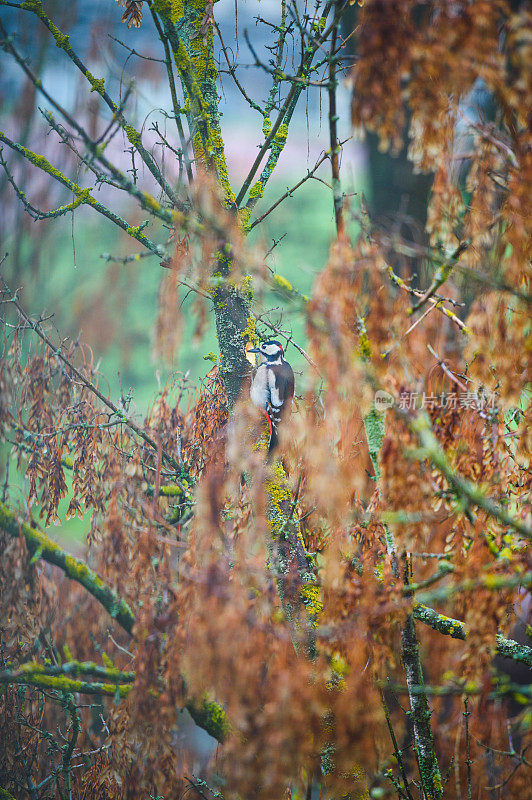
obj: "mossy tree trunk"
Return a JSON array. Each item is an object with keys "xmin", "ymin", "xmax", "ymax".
[{"xmin": 154, "ymin": 0, "xmax": 252, "ymax": 408}]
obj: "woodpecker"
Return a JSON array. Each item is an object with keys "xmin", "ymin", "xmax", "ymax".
[{"xmin": 248, "ymin": 340, "xmax": 294, "ymax": 452}]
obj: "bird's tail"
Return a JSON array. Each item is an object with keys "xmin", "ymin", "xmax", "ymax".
[{"xmin": 268, "ymin": 426, "xmax": 278, "ymax": 455}]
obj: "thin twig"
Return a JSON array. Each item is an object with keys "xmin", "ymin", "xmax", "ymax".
[
  {"xmin": 61, "ymin": 693, "xmax": 80, "ymax": 799},
  {"xmin": 235, "ymin": 1, "xmax": 349, "ymax": 207},
  {"xmin": 149, "ymin": 6, "xmax": 194, "ymax": 184},
  {"xmin": 381, "ymin": 689, "xmax": 415, "ymax": 800},
  {"xmin": 1, "ymin": 273, "xmax": 183, "ymax": 478},
  {"xmin": 427, "ymin": 344, "xmax": 468, "ymax": 392},
  {"xmin": 463, "ymin": 697, "xmax": 472, "ymax": 800},
  {"xmin": 388, "ymin": 265, "xmax": 471, "ymax": 335},
  {"xmin": 217, "ymin": 24, "xmax": 265, "ymax": 116},
  {"xmin": 248, "ymin": 140, "xmax": 351, "ymax": 231},
  {"xmin": 327, "ymin": 3, "xmax": 344, "ymax": 237},
  {"xmin": 7, "ymin": 0, "xmax": 181, "ymax": 207},
  {"xmin": 108, "ymin": 33, "xmax": 165, "ymax": 62},
  {"xmin": 258, "ymin": 317, "xmax": 321, "ymax": 374},
  {"xmin": 409, "ymin": 240, "xmax": 470, "ymax": 314}
]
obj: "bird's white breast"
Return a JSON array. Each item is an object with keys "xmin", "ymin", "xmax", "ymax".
[
  {"xmin": 267, "ymin": 368, "xmax": 282, "ymax": 408},
  {"xmin": 250, "ymin": 364, "xmax": 269, "ymax": 409}
]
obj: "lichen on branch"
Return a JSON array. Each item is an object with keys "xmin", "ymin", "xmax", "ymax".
[{"xmin": 0, "ymin": 501, "xmax": 135, "ymax": 635}]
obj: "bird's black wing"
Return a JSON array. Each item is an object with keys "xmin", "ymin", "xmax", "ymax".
[{"xmin": 266, "ymin": 362, "xmax": 294, "ymax": 451}]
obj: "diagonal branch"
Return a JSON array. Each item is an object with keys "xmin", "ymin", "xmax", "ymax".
[
  {"xmin": 409, "ymin": 240, "xmax": 470, "ymax": 315},
  {"xmin": 247, "ymin": 143, "xmax": 350, "ymax": 231},
  {"xmin": 0, "ymin": 669, "xmax": 131, "ymax": 697},
  {"xmin": 2, "ymin": 0, "xmax": 181, "ymax": 207},
  {"xmin": 236, "ymin": 0, "xmax": 349, "ymax": 209},
  {"xmin": 0, "ymin": 501, "xmax": 135, "ymax": 635},
  {"xmin": 412, "ymin": 604, "xmax": 532, "ymax": 668},
  {"xmin": 0, "ymin": 503, "xmax": 230, "ymax": 741},
  {"xmin": 0, "ymin": 787, "xmax": 19, "ymax": 800},
  {"xmin": 0, "ymin": 26, "xmax": 181, "ymax": 220},
  {"xmin": 410, "ymin": 412, "xmax": 531, "ymax": 540},
  {"xmin": 0, "ymin": 130, "xmax": 164, "ymax": 255},
  {"xmin": 387, "ymin": 264, "xmax": 471, "ymax": 335}
]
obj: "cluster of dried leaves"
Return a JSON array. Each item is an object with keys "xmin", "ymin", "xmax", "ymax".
[
  {"xmin": 116, "ymin": 0, "xmax": 143, "ymax": 30},
  {"xmin": 1, "ymin": 1, "xmax": 531, "ymax": 799}
]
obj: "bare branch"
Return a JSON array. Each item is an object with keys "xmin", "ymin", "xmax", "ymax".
[
  {"xmin": 2, "ymin": 0, "xmax": 182, "ymax": 207},
  {"xmin": 0, "ymin": 130, "xmax": 164, "ymax": 256}
]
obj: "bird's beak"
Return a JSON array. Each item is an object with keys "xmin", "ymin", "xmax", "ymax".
[{"xmin": 245, "ymin": 342, "xmax": 262, "ymax": 367}]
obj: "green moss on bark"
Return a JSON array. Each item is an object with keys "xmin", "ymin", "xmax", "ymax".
[
  {"xmin": 187, "ymin": 697, "xmax": 230, "ymax": 743},
  {"xmin": 0, "ymin": 502, "xmax": 135, "ymax": 635}
]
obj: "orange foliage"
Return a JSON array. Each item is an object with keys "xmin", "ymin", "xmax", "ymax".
[{"xmin": 1, "ymin": 2, "xmax": 531, "ymax": 799}]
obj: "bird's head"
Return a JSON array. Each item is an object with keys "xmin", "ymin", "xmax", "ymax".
[{"xmin": 248, "ymin": 340, "xmax": 285, "ymax": 363}]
